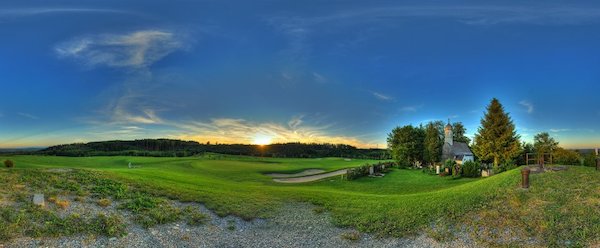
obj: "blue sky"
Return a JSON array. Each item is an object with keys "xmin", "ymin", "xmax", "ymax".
[{"xmin": 1, "ymin": 0, "xmax": 599, "ymax": 148}]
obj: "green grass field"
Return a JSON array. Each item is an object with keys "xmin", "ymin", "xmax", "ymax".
[{"xmin": 1, "ymin": 155, "xmax": 598, "ymax": 246}]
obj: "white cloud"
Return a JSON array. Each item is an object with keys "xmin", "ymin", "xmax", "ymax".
[
  {"xmin": 281, "ymin": 72, "xmax": 293, "ymax": 80},
  {"xmin": 55, "ymin": 30, "xmax": 184, "ymax": 68},
  {"xmin": 174, "ymin": 117, "xmax": 372, "ymax": 147},
  {"xmin": 18, "ymin": 112, "xmax": 39, "ymax": 120},
  {"xmin": 271, "ymin": 5, "xmax": 600, "ymax": 29},
  {"xmin": 400, "ymin": 104, "xmax": 423, "ymax": 112},
  {"xmin": 400, "ymin": 106, "xmax": 417, "ymax": 112},
  {"xmin": 371, "ymin": 91, "xmax": 393, "ymax": 101},
  {"xmin": 519, "ymin": 100, "xmax": 534, "ymax": 114},
  {"xmin": 0, "ymin": 8, "xmax": 134, "ymax": 17},
  {"xmin": 288, "ymin": 115, "xmax": 304, "ymax": 129},
  {"xmin": 550, "ymin": 128, "xmax": 571, "ymax": 133},
  {"xmin": 312, "ymin": 72, "xmax": 327, "ymax": 83}
]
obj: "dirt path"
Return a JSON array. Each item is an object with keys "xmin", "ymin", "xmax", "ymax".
[
  {"xmin": 265, "ymin": 169, "xmax": 325, "ymax": 178},
  {"xmin": 273, "ymin": 169, "xmax": 347, "ymax": 183},
  {"xmin": 3, "ymin": 202, "xmax": 473, "ymax": 248}
]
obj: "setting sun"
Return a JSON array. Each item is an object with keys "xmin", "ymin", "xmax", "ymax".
[{"xmin": 252, "ymin": 134, "xmax": 273, "ymax": 145}]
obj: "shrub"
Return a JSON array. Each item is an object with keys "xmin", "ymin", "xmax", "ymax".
[
  {"xmin": 452, "ymin": 163, "xmax": 461, "ymax": 179},
  {"xmin": 56, "ymin": 200, "xmax": 70, "ymax": 209},
  {"xmin": 183, "ymin": 206, "xmax": 208, "ymax": 226},
  {"xmin": 443, "ymin": 159, "xmax": 455, "ymax": 173},
  {"xmin": 313, "ymin": 206, "xmax": 326, "ymax": 214},
  {"xmin": 504, "ymin": 159, "xmax": 517, "ymax": 170},
  {"xmin": 119, "ymin": 195, "xmax": 161, "ymax": 213},
  {"xmin": 97, "ymin": 198, "xmax": 112, "ymax": 208},
  {"xmin": 422, "ymin": 165, "xmax": 436, "ymax": 175},
  {"xmin": 583, "ymin": 152, "xmax": 598, "ymax": 167},
  {"xmin": 4, "ymin": 160, "xmax": 14, "ymax": 168},
  {"xmin": 461, "ymin": 161, "xmax": 480, "ymax": 178},
  {"xmin": 92, "ymin": 214, "xmax": 126, "ymax": 237},
  {"xmin": 227, "ymin": 220, "xmax": 236, "ymax": 231},
  {"xmin": 553, "ymin": 148, "xmax": 581, "ymax": 165},
  {"xmin": 340, "ymin": 231, "xmax": 361, "ymax": 241},
  {"xmin": 345, "ymin": 162, "xmax": 393, "ymax": 180}
]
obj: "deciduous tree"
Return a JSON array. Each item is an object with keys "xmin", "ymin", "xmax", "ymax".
[
  {"xmin": 387, "ymin": 125, "xmax": 425, "ymax": 167},
  {"xmin": 533, "ymin": 132, "xmax": 558, "ymax": 164}
]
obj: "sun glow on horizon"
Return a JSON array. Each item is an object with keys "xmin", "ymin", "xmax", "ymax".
[{"xmin": 252, "ymin": 134, "xmax": 273, "ymax": 145}]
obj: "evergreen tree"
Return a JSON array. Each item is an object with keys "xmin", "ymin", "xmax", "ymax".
[
  {"xmin": 452, "ymin": 122, "xmax": 471, "ymax": 144},
  {"xmin": 387, "ymin": 125, "xmax": 425, "ymax": 167},
  {"xmin": 473, "ymin": 98, "xmax": 522, "ymax": 167},
  {"xmin": 423, "ymin": 121, "xmax": 442, "ymax": 165}
]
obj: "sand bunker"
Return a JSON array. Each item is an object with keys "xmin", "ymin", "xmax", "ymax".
[
  {"xmin": 265, "ymin": 169, "xmax": 325, "ymax": 178},
  {"xmin": 272, "ymin": 169, "xmax": 348, "ymax": 183}
]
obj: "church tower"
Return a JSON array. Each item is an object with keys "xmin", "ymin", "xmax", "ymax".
[{"xmin": 444, "ymin": 120, "xmax": 453, "ymax": 146}]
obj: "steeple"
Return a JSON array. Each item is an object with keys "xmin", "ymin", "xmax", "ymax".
[{"xmin": 444, "ymin": 119, "xmax": 453, "ymax": 146}]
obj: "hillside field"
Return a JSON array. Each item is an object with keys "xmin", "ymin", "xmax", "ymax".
[{"xmin": 1, "ymin": 155, "xmax": 599, "ymax": 247}]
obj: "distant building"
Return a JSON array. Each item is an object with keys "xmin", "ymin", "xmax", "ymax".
[{"xmin": 442, "ymin": 121, "xmax": 474, "ymax": 164}]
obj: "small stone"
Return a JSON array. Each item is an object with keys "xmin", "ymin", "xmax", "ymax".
[
  {"xmin": 109, "ymin": 237, "xmax": 117, "ymax": 242},
  {"xmin": 33, "ymin": 194, "xmax": 45, "ymax": 207},
  {"xmin": 151, "ymin": 230, "xmax": 158, "ymax": 235}
]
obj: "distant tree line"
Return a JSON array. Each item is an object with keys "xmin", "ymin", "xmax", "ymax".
[{"xmin": 36, "ymin": 139, "xmax": 390, "ymax": 159}]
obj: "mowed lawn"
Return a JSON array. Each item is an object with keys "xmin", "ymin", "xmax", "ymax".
[{"xmin": 1, "ymin": 155, "xmax": 598, "ymax": 246}]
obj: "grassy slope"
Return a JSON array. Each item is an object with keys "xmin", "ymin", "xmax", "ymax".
[
  {"xmin": 464, "ymin": 166, "xmax": 600, "ymax": 247},
  {"xmin": 2, "ymin": 155, "xmax": 598, "ymax": 246}
]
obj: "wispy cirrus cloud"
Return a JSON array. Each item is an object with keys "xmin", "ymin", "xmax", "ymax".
[
  {"xmin": 18, "ymin": 112, "xmax": 39, "ymax": 120},
  {"xmin": 55, "ymin": 30, "xmax": 186, "ymax": 69},
  {"xmin": 288, "ymin": 115, "xmax": 304, "ymax": 129},
  {"xmin": 371, "ymin": 91, "xmax": 393, "ymax": 101},
  {"xmin": 174, "ymin": 117, "xmax": 371, "ymax": 147},
  {"xmin": 400, "ymin": 104, "xmax": 423, "ymax": 112},
  {"xmin": 312, "ymin": 72, "xmax": 328, "ymax": 83},
  {"xmin": 0, "ymin": 8, "xmax": 135, "ymax": 18},
  {"xmin": 270, "ymin": 5, "xmax": 600, "ymax": 30},
  {"xmin": 519, "ymin": 100, "xmax": 534, "ymax": 114},
  {"xmin": 86, "ymin": 105, "xmax": 374, "ymax": 147},
  {"xmin": 550, "ymin": 128, "xmax": 571, "ymax": 133}
]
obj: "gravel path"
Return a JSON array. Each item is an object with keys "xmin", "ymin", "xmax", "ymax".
[
  {"xmin": 265, "ymin": 169, "xmax": 325, "ymax": 178},
  {"xmin": 0, "ymin": 202, "xmax": 478, "ymax": 248},
  {"xmin": 273, "ymin": 169, "xmax": 348, "ymax": 183}
]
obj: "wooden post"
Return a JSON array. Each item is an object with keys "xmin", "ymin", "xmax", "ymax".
[{"xmin": 521, "ymin": 168, "xmax": 530, "ymax": 188}]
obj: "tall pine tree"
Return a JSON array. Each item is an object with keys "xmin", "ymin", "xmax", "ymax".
[{"xmin": 473, "ymin": 98, "xmax": 522, "ymax": 167}]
